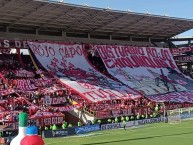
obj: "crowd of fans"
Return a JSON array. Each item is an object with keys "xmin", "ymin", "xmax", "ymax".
[
  {"xmin": 0, "ymin": 48, "xmax": 190, "ymax": 130},
  {"xmin": 0, "ymin": 52, "xmax": 160, "ymax": 126},
  {"xmin": 0, "ymin": 54, "xmax": 74, "ymax": 123}
]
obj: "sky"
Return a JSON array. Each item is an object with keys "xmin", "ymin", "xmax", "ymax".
[{"xmin": 56, "ymin": 0, "xmax": 193, "ymax": 37}]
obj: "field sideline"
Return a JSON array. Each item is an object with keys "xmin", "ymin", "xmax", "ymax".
[{"xmin": 45, "ymin": 120, "xmax": 193, "ymax": 145}]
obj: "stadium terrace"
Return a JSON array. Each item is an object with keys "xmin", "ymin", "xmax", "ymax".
[{"xmin": 0, "ymin": 0, "xmax": 193, "ymax": 145}]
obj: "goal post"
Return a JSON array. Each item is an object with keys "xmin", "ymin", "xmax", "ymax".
[
  {"xmin": 167, "ymin": 108, "xmax": 181, "ymax": 124},
  {"xmin": 180, "ymin": 107, "xmax": 193, "ymax": 120},
  {"xmin": 166, "ymin": 107, "xmax": 193, "ymax": 123}
]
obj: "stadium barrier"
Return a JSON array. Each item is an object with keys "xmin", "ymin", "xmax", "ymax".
[
  {"xmin": 75, "ymin": 124, "xmax": 100, "ymax": 134},
  {"xmin": 101, "ymin": 123, "xmax": 122, "ymax": 130},
  {"xmin": 42, "ymin": 124, "xmax": 100, "ymax": 138},
  {"xmin": 101, "ymin": 117, "xmax": 166, "ymax": 131},
  {"xmin": 42, "ymin": 117, "xmax": 166, "ymax": 138},
  {"xmin": 42, "ymin": 128, "xmax": 75, "ymax": 138},
  {"xmin": 137, "ymin": 117, "xmax": 166, "ymax": 125}
]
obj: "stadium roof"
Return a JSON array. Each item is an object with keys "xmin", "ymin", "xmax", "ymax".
[{"xmin": 0, "ymin": 0, "xmax": 193, "ymax": 39}]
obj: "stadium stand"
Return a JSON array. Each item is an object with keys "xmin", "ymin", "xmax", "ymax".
[{"xmin": 0, "ymin": 1, "xmax": 193, "ymax": 142}]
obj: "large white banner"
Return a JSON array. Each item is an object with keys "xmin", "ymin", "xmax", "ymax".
[
  {"xmin": 96, "ymin": 45, "xmax": 193, "ymax": 97},
  {"xmin": 28, "ymin": 42, "xmax": 141, "ymax": 102}
]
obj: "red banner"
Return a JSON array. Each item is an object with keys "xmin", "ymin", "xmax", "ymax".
[
  {"xmin": 0, "ymin": 111, "xmax": 19, "ymax": 122},
  {"xmin": 96, "ymin": 111, "xmax": 111, "ymax": 119},
  {"xmin": 95, "ymin": 107, "xmax": 150, "ymax": 119},
  {"xmin": 165, "ymin": 103, "xmax": 193, "ymax": 110},
  {"xmin": 183, "ymin": 103, "xmax": 193, "ymax": 108},
  {"xmin": 170, "ymin": 47, "xmax": 193, "ymax": 55},
  {"xmin": 174, "ymin": 55, "xmax": 193, "ymax": 62},
  {"xmin": 148, "ymin": 92, "xmax": 193, "ymax": 103},
  {"xmin": 112, "ymin": 108, "xmax": 132, "ymax": 117},
  {"xmin": 165, "ymin": 103, "xmax": 183, "ymax": 110},
  {"xmin": 4, "ymin": 116, "xmax": 64, "ymax": 129},
  {"xmin": 132, "ymin": 107, "xmax": 152, "ymax": 116}
]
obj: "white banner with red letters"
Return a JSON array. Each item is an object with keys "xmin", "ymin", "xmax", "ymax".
[
  {"xmin": 43, "ymin": 96, "xmax": 67, "ymax": 105},
  {"xmin": 15, "ymin": 70, "xmax": 35, "ymax": 78},
  {"xmin": 30, "ymin": 110, "xmax": 64, "ymax": 119},
  {"xmin": 52, "ymin": 105, "xmax": 81, "ymax": 112},
  {"xmin": 16, "ymin": 79, "xmax": 37, "ymax": 91},
  {"xmin": 40, "ymin": 86, "xmax": 66, "ymax": 94},
  {"xmin": 33, "ymin": 77, "xmax": 52, "ymax": 87},
  {"xmin": 95, "ymin": 45, "xmax": 193, "ymax": 98},
  {"xmin": 28, "ymin": 42, "xmax": 141, "ymax": 102},
  {"xmin": 90, "ymin": 104, "xmax": 128, "ymax": 111}
]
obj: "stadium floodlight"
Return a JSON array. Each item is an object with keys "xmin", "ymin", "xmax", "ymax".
[
  {"xmin": 164, "ymin": 14, "xmax": 169, "ymax": 17},
  {"xmin": 107, "ymin": 6, "xmax": 112, "ymax": 10},
  {"xmin": 84, "ymin": 4, "xmax": 89, "ymax": 7},
  {"xmin": 146, "ymin": 12, "xmax": 151, "ymax": 14}
]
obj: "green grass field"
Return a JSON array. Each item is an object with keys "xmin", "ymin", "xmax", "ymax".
[{"xmin": 45, "ymin": 121, "xmax": 193, "ymax": 145}]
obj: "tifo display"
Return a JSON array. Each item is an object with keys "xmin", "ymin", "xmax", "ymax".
[{"xmin": 0, "ymin": 41, "xmax": 193, "ymax": 144}]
